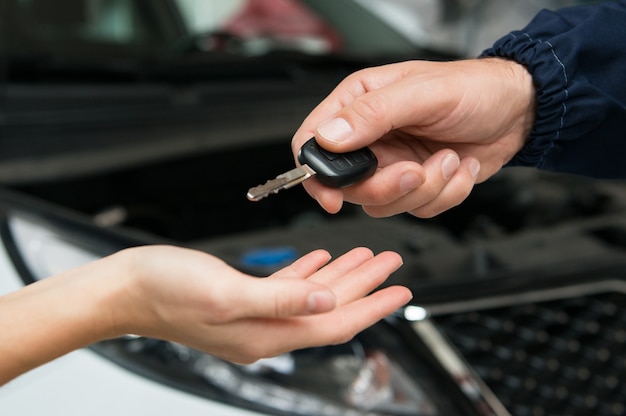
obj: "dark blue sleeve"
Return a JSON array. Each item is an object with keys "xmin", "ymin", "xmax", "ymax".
[{"xmin": 480, "ymin": 0, "xmax": 626, "ymax": 179}]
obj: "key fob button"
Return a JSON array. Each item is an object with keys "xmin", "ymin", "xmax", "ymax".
[
  {"xmin": 351, "ymin": 151, "xmax": 369, "ymax": 164},
  {"xmin": 317, "ymin": 146, "xmax": 340, "ymax": 161},
  {"xmin": 331, "ymin": 157, "xmax": 353, "ymax": 171}
]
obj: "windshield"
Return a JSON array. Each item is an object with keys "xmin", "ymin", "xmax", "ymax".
[
  {"xmin": 1, "ymin": 0, "xmax": 603, "ymax": 65},
  {"xmin": 173, "ymin": 0, "xmax": 342, "ymax": 56},
  {"xmin": 0, "ymin": 0, "xmax": 421, "ymax": 63}
]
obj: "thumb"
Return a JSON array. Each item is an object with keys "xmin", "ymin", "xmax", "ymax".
[
  {"xmin": 314, "ymin": 79, "xmax": 422, "ymax": 152},
  {"xmin": 235, "ymin": 279, "xmax": 337, "ymax": 319}
]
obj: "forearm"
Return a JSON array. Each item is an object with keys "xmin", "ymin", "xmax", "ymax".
[
  {"xmin": 482, "ymin": 0, "xmax": 626, "ymax": 178},
  {"xmin": 0, "ymin": 255, "xmax": 125, "ymax": 384}
]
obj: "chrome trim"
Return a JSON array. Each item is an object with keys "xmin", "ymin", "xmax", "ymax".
[
  {"xmin": 408, "ymin": 317, "xmax": 511, "ymax": 416},
  {"xmin": 422, "ymin": 280, "xmax": 625, "ymax": 316}
]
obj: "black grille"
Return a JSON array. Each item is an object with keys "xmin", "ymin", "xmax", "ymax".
[{"xmin": 434, "ymin": 291, "xmax": 626, "ymax": 416}]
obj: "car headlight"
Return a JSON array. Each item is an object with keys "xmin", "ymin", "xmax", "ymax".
[
  {"xmin": 7, "ymin": 213, "xmax": 101, "ymax": 280},
  {"xmin": 3, "ymin": 209, "xmax": 462, "ymax": 416}
]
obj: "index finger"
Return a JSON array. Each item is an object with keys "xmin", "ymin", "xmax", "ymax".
[{"xmin": 291, "ymin": 63, "xmax": 404, "ymax": 154}]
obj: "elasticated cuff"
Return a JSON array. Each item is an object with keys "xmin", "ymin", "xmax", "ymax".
[{"xmin": 480, "ymin": 31, "xmax": 568, "ymax": 169}]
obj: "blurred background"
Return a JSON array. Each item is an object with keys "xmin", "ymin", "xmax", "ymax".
[{"xmin": 0, "ymin": 2, "xmax": 623, "ymax": 416}]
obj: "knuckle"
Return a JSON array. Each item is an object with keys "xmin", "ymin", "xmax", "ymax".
[
  {"xmin": 410, "ymin": 188, "xmax": 472, "ymax": 218},
  {"xmin": 272, "ymin": 290, "xmax": 300, "ymax": 318},
  {"xmin": 326, "ymin": 318, "xmax": 359, "ymax": 345},
  {"xmin": 362, "ymin": 205, "xmax": 393, "ymax": 218},
  {"xmin": 368, "ymin": 186, "xmax": 398, "ymax": 205},
  {"xmin": 346, "ymin": 182, "xmax": 399, "ymax": 209},
  {"xmin": 333, "ymin": 332, "xmax": 356, "ymax": 346},
  {"xmin": 210, "ymin": 305, "xmax": 235, "ymax": 323},
  {"xmin": 349, "ymin": 93, "xmax": 390, "ymax": 127},
  {"xmin": 236, "ymin": 344, "xmax": 270, "ymax": 363},
  {"xmin": 410, "ymin": 205, "xmax": 440, "ymax": 219},
  {"xmin": 409, "ymin": 198, "xmax": 449, "ymax": 218}
]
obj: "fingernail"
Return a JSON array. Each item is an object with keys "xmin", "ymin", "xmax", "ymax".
[
  {"xmin": 307, "ymin": 291, "xmax": 336, "ymax": 313},
  {"xmin": 442, "ymin": 154, "xmax": 460, "ymax": 179},
  {"xmin": 469, "ymin": 159, "xmax": 481, "ymax": 179},
  {"xmin": 400, "ymin": 170, "xmax": 422, "ymax": 193},
  {"xmin": 317, "ymin": 118, "xmax": 352, "ymax": 144}
]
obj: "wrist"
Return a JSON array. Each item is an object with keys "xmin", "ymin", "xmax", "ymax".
[
  {"xmin": 93, "ymin": 248, "xmax": 145, "ymax": 339},
  {"xmin": 55, "ymin": 253, "xmax": 132, "ymax": 343},
  {"xmin": 506, "ymin": 58, "xmax": 536, "ymax": 135},
  {"xmin": 483, "ymin": 57, "xmax": 536, "ymax": 164}
]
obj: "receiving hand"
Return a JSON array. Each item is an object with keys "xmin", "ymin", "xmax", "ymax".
[{"xmin": 110, "ymin": 245, "xmax": 412, "ymax": 363}]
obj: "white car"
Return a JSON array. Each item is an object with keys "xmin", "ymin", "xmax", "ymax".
[
  {"xmin": 1, "ymin": 1, "xmax": 623, "ymax": 415},
  {"xmin": 0, "ymin": 188, "xmax": 460, "ymax": 415}
]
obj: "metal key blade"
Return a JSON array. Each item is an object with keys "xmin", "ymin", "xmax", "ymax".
[{"xmin": 247, "ymin": 165, "xmax": 316, "ymax": 201}]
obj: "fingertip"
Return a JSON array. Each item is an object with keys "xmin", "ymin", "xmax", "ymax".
[
  {"xmin": 382, "ymin": 252, "xmax": 404, "ymax": 277},
  {"xmin": 314, "ymin": 189, "xmax": 344, "ymax": 214},
  {"xmin": 376, "ymin": 249, "xmax": 403, "ymax": 265},
  {"xmin": 358, "ymin": 285, "xmax": 414, "ymax": 320},
  {"xmin": 467, "ymin": 157, "xmax": 481, "ymax": 179},
  {"xmin": 392, "ymin": 285, "xmax": 414, "ymax": 303},
  {"xmin": 383, "ymin": 285, "xmax": 413, "ymax": 306},
  {"xmin": 441, "ymin": 153, "xmax": 460, "ymax": 180},
  {"xmin": 308, "ymin": 248, "xmax": 332, "ymax": 261},
  {"xmin": 347, "ymin": 246, "xmax": 375, "ymax": 259},
  {"xmin": 318, "ymin": 198, "xmax": 343, "ymax": 214}
]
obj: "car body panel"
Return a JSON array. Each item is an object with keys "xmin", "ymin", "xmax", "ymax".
[{"xmin": 0, "ymin": 351, "xmax": 263, "ymax": 416}]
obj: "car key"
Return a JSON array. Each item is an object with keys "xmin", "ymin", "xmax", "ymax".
[{"xmin": 247, "ymin": 138, "xmax": 377, "ymax": 201}]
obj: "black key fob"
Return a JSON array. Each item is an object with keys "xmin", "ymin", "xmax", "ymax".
[{"xmin": 297, "ymin": 138, "xmax": 378, "ymax": 188}]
